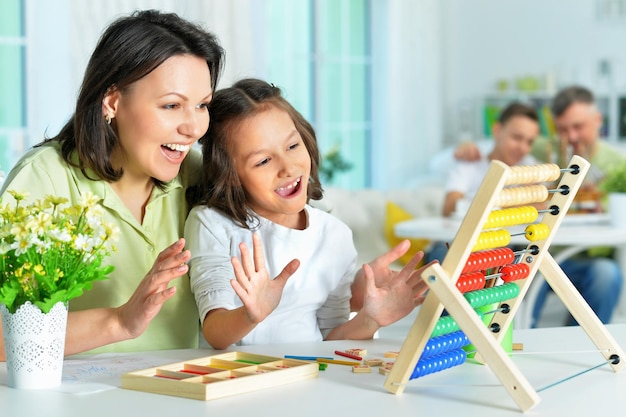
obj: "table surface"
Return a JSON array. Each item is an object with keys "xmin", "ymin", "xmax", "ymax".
[
  {"xmin": 2, "ymin": 319, "xmax": 626, "ymax": 417},
  {"xmin": 394, "ymin": 213, "xmax": 626, "ymax": 248}
]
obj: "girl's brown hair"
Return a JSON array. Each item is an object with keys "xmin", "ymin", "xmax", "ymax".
[{"xmin": 188, "ymin": 78, "xmax": 323, "ymax": 229}]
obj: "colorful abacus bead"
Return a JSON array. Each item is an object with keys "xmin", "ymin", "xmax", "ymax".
[
  {"xmin": 430, "ymin": 315, "xmax": 460, "ymax": 338},
  {"xmin": 456, "ymin": 271, "xmax": 486, "ymax": 293},
  {"xmin": 421, "ymin": 331, "xmax": 470, "ymax": 359},
  {"xmin": 499, "ymin": 263, "xmax": 530, "ymax": 282},
  {"xmin": 525, "ymin": 223, "xmax": 550, "ymax": 241},
  {"xmin": 505, "ymin": 163, "xmax": 560, "ymax": 185},
  {"xmin": 430, "ymin": 311, "xmax": 484, "ymax": 338},
  {"xmin": 496, "ymin": 185, "xmax": 549, "ymax": 208},
  {"xmin": 472, "ymin": 230, "xmax": 511, "ymax": 252},
  {"xmin": 484, "ymin": 206, "xmax": 539, "ymax": 229},
  {"xmin": 410, "ymin": 348, "xmax": 467, "ymax": 380},
  {"xmin": 463, "ymin": 282, "xmax": 521, "ymax": 309},
  {"xmin": 462, "ymin": 247, "xmax": 515, "ymax": 274}
]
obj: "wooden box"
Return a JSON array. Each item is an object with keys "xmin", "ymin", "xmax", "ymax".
[{"xmin": 121, "ymin": 351, "xmax": 319, "ymax": 401}]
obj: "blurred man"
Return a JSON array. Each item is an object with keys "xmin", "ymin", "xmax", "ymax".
[{"xmin": 442, "ymin": 102, "xmax": 540, "ymax": 217}]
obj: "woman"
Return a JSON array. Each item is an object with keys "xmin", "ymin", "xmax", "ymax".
[{"xmin": 0, "ymin": 9, "xmax": 224, "ymax": 359}]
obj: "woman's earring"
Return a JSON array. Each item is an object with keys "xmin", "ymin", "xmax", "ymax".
[{"xmin": 105, "ymin": 114, "xmax": 112, "ymax": 125}]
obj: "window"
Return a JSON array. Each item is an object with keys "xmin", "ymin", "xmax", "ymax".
[
  {"xmin": 0, "ymin": 0, "xmax": 27, "ymax": 178},
  {"xmin": 265, "ymin": 0, "xmax": 371, "ymax": 189}
]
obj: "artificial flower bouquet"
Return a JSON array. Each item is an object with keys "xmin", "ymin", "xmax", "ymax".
[{"xmin": 0, "ymin": 190, "xmax": 119, "ymax": 314}]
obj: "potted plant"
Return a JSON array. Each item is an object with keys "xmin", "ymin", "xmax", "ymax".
[
  {"xmin": 0, "ymin": 190, "xmax": 118, "ymax": 389},
  {"xmin": 319, "ymin": 145, "xmax": 353, "ymax": 184},
  {"xmin": 599, "ymin": 163, "xmax": 626, "ymax": 227}
]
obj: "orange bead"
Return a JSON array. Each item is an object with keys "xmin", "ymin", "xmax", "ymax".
[
  {"xmin": 456, "ymin": 271, "xmax": 485, "ymax": 293},
  {"xmin": 500, "ymin": 264, "xmax": 530, "ymax": 282},
  {"xmin": 462, "ymin": 248, "xmax": 515, "ymax": 274}
]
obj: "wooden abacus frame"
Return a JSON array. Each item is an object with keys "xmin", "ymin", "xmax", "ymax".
[{"xmin": 384, "ymin": 156, "xmax": 626, "ymax": 412}]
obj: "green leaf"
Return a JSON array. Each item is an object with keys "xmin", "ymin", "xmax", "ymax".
[
  {"xmin": 0, "ymin": 284, "xmax": 19, "ymax": 313},
  {"xmin": 34, "ymin": 290, "xmax": 68, "ymax": 314}
]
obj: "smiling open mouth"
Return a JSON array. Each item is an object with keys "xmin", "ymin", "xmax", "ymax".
[
  {"xmin": 162, "ymin": 143, "xmax": 190, "ymax": 159},
  {"xmin": 275, "ymin": 177, "xmax": 301, "ymax": 197}
]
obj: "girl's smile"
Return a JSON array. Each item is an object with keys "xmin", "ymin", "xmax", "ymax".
[{"xmin": 275, "ymin": 177, "xmax": 302, "ymax": 198}]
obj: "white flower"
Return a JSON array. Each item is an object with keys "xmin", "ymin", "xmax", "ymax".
[{"xmin": 0, "ymin": 190, "xmax": 119, "ymax": 314}]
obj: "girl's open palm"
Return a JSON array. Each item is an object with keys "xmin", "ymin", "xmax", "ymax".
[
  {"xmin": 361, "ymin": 253, "xmax": 430, "ymax": 327},
  {"xmin": 230, "ymin": 233, "xmax": 300, "ymax": 324}
]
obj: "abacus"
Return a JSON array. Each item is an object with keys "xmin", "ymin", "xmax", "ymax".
[
  {"xmin": 121, "ymin": 351, "xmax": 318, "ymax": 401},
  {"xmin": 384, "ymin": 156, "xmax": 625, "ymax": 412}
]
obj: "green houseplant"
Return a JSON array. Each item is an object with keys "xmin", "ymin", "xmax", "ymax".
[
  {"xmin": 599, "ymin": 163, "xmax": 626, "ymax": 228},
  {"xmin": 599, "ymin": 163, "xmax": 626, "ymax": 194},
  {"xmin": 319, "ymin": 145, "xmax": 353, "ymax": 184}
]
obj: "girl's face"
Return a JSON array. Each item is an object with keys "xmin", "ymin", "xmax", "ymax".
[
  {"xmin": 232, "ymin": 106, "xmax": 311, "ymax": 229},
  {"xmin": 105, "ymin": 54, "xmax": 213, "ymax": 184}
]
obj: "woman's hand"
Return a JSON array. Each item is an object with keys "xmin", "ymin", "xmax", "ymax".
[
  {"xmin": 230, "ymin": 233, "xmax": 300, "ymax": 324},
  {"xmin": 116, "ymin": 238, "xmax": 191, "ymax": 339}
]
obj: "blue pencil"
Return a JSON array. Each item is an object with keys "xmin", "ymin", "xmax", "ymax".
[{"xmin": 284, "ymin": 355, "xmax": 333, "ymax": 361}]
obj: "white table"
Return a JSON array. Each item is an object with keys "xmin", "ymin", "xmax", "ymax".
[
  {"xmin": 395, "ymin": 214, "xmax": 626, "ymax": 325},
  {"xmin": 2, "ymin": 323, "xmax": 626, "ymax": 416}
]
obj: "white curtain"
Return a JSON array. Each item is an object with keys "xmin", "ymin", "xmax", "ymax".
[
  {"xmin": 370, "ymin": 0, "xmax": 443, "ymax": 188},
  {"xmin": 26, "ymin": 0, "xmax": 265, "ymax": 146},
  {"xmin": 69, "ymin": 0, "xmax": 264, "ymax": 90}
]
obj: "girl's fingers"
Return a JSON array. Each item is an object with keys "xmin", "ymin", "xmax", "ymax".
[
  {"xmin": 230, "ymin": 278, "xmax": 247, "ymax": 301},
  {"xmin": 238, "ymin": 241, "xmax": 256, "ymax": 278},
  {"xmin": 273, "ymin": 259, "xmax": 300, "ymax": 287},
  {"xmin": 251, "ymin": 233, "xmax": 267, "ymax": 273},
  {"xmin": 362, "ymin": 264, "xmax": 377, "ymax": 295},
  {"xmin": 231, "ymin": 257, "xmax": 252, "ymax": 292},
  {"xmin": 398, "ymin": 251, "xmax": 425, "ymax": 280}
]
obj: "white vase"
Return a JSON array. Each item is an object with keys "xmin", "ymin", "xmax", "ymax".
[
  {"xmin": 608, "ymin": 192, "xmax": 626, "ymax": 228},
  {"xmin": 1, "ymin": 301, "xmax": 68, "ymax": 389}
]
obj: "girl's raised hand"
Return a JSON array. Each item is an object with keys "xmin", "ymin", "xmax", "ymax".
[
  {"xmin": 351, "ymin": 240, "xmax": 425, "ymax": 311},
  {"xmin": 230, "ymin": 233, "xmax": 300, "ymax": 324},
  {"xmin": 360, "ymin": 252, "xmax": 431, "ymax": 327}
]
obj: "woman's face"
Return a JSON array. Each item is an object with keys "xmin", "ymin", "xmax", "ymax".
[
  {"xmin": 105, "ymin": 54, "xmax": 213, "ymax": 183},
  {"xmin": 231, "ymin": 106, "xmax": 311, "ymax": 229}
]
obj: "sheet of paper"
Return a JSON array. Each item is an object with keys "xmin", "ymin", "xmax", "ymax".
[{"xmin": 55, "ymin": 353, "xmax": 174, "ymax": 395}]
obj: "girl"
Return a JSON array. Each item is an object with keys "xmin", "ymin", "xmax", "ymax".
[{"xmin": 185, "ymin": 79, "xmax": 430, "ymax": 349}]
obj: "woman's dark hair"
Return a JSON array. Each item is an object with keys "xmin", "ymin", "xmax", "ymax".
[
  {"xmin": 39, "ymin": 9, "xmax": 225, "ymax": 186},
  {"xmin": 188, "ymin": 78, "xmax": 324, "ymax": 229}
]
